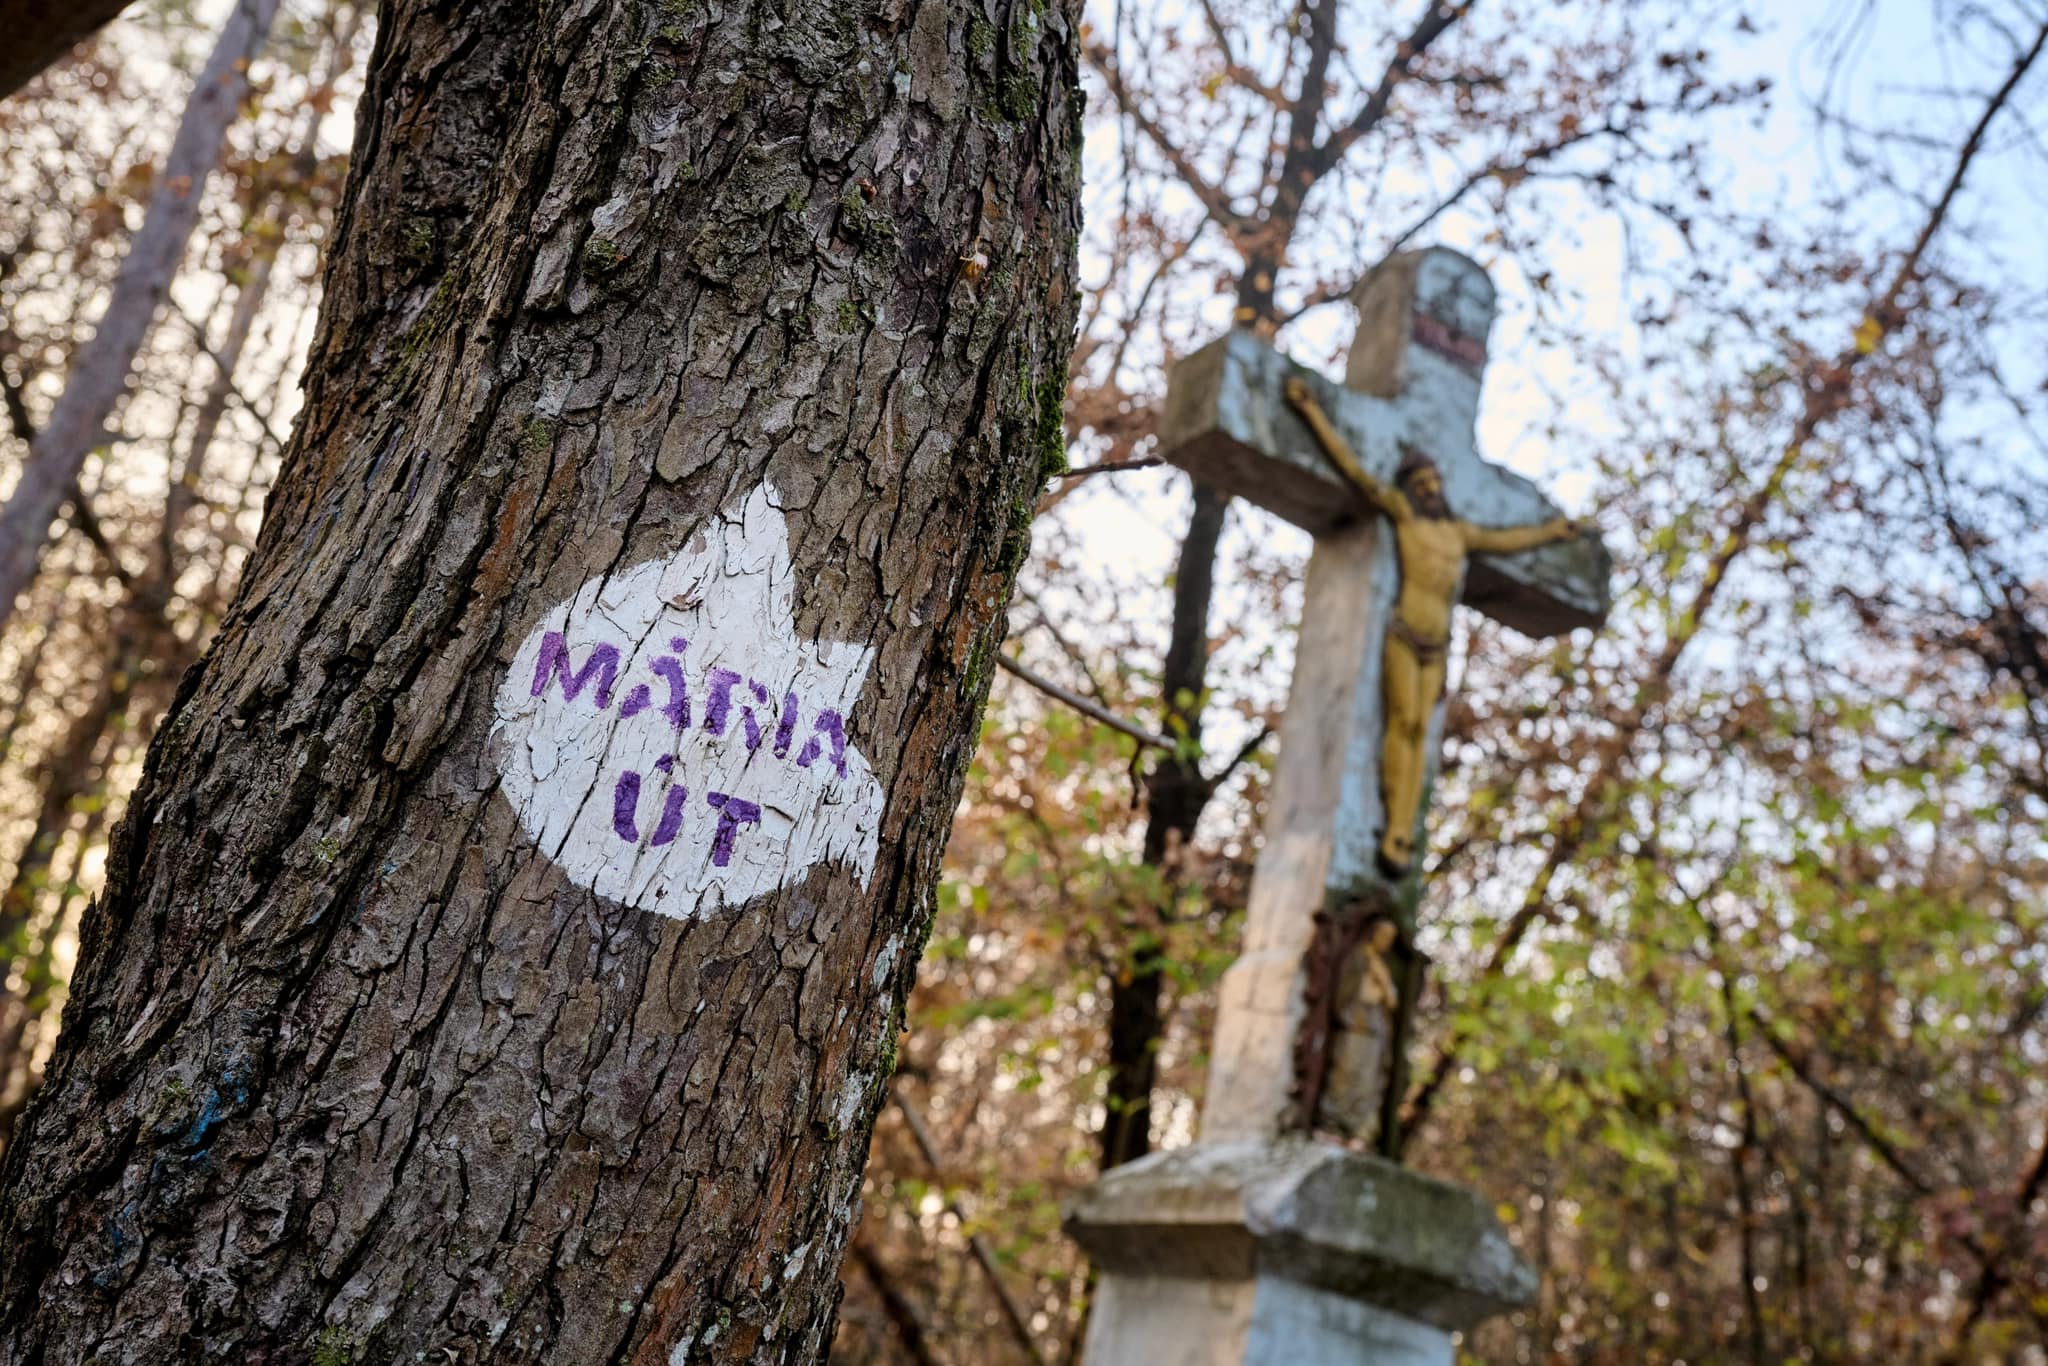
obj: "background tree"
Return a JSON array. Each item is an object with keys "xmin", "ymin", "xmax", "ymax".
[
  {"xmin": 0, "ymin": 0, "xmax": 354, "ymax": 1147},
  {"xmin": 0, "ymin": 0, "xmax": 280, "ymax": 626}
]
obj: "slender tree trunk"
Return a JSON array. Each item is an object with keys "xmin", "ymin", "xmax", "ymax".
[
  {"xmin": 0, "ymin": 0, "xmax": 277, "ymax": 629},
  {"xmin": 0, "ymin": 638, "xmax": 135, "ymax": 1142},
  {"xmin": 0, "ymin": 0, "xmax": 1080, "ymax": 1360},
  {"xmin": 1098, "ymin": 484, "xmax": 1227, "ymax": 1169},
  {"xmin": 846, "ymin": 1237, "xmax": 943, "ymax": 1366},
  {"xmin": 0, "ymin": 621, "xmax": 193, "ymax": 1146},
  {"xmin": 0, "ymin": 801, "xmax": 108, "ymax": 1151},
  {"xmin": 0, "ymin": 633, "xmax": 135, "ymax": 956},
  {"xmin": 0, "ymin": 704, "xmax": 136, "ymax": 1154},
  {"xmin": 0, "ymin": 212, "xmax": 275, "ymax": 1129}
]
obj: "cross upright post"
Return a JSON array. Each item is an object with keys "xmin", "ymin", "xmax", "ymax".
[{"xmin": 1066, "ymin": 247, "xmax": 1610, "ymax": 1366}]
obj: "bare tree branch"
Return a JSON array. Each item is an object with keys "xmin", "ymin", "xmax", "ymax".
[
  {"xmin": 1748, "ymin": 1008, "xmax": 1935, "ymax": 1197},
  {"xmin": 997, "ymin": 653, "xmax": 1176, "ymax": 752},
  {"xmin": 1313, "ymin": 0, "xmax": 1474, "ymax": 173},
  {"xmin": 1051, "ymin": 456, "xmax": 1164, "ymax": 482},
  {"xmin": 170, "ymin": 305, "xmax": 292, "ymax": 455},
  {"xmin": 1951, "ymin": 1108, "xmax": 2048, "ymax": 1343},
  {"xmin": 1204, "ymin": 722, "xmax": 1272, "ymax": 789},
  {"xmin": 1084, "ymin": 41, "xmax": 1250, "ymax": 235},
  {"xmin": 0, "ymin": 0, "xmax": 279, "ymax": 628},
  {"xmin": 1016, "ymin": 589, "xmax": 1111, "ymax": 703},
  {"xmin": 1196, "ymin": 0, "xmax": 1287, "ymax": 106},
  {"xmin": 1284, "ymin": 120, "xmax": 1624, "ymax": 322}
]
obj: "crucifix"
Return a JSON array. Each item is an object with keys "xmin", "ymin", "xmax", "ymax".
[
  {"xmin": 1158, "ymin": 246, "xmax": 1611, "ymax": 1149},
  {"xmin": 1065, "ymin": 252, "xmax": 1607, "ymax": 1365}
]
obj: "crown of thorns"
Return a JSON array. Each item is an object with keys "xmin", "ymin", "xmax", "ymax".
[{"xmin": 1396, "ymin": 447, "xmax": 1439, "ymax": 482}]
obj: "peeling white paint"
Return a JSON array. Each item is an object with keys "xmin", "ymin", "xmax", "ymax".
[{"xmin": 492, "ymin": 483, "xmax": 882, "ymax": 918}]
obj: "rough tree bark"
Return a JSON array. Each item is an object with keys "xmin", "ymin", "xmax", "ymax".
[
  {"xmin": 0, "ymin": 0, "xmax": 1080, "ymax": 1360},
  {"xmin": 0, "ymin": 0, "xmax": 279, "ymax": 631}
]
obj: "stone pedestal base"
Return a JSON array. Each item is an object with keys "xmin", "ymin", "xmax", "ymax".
[{"xmin": 1064, "ymin": 1139, "xmax": 1535, "ymax": 1365}]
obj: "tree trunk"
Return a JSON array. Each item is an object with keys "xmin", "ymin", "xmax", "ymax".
[
  {"xmin": 0, "ymin": 636, "xmax": 134, "ymax": 1147},
  {"xmin": 0, "ymin": 0, "xmax": 278, "ymax": 630},
  {"xmin": 0, "ymin": 658, "xmax": 151, "ymax": 1153},
  {"xmin": 0, "ymin": 634, "xmax": 133, "ymax": 1006},
  {"xmin": 1098, "ymin": 484, "xmax": 1227, "ymax": 1170},
  {"xmin": 0, "ymin": 615, "xmax": 194, "ymax": 1150},
  {"xmin": 0, "ymin": 0, "xmax": 1080, "ymax": 1359}
]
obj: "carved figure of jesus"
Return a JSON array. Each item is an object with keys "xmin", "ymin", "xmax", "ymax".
[{"xmin": 1283, "ymin": 378, "xmax": 1588, "ymax": 873}]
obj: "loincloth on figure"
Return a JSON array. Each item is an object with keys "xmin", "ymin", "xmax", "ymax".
[{"xmin": 1384, "ymin": 614, "xmax": 1450, "ymax": 667}]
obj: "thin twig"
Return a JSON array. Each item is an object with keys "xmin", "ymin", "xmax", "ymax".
[
  {"xmin": 1950, "ymin": 1096, "xmax": 2048, "ymax": 1341},
  {"xmin": 1052, "ymin": 456, "xmax": 1164, "ymax": 482},
  {"xmin": 1283, "ymin": 121, "xmax": 1623, "ymax": 324},
  {"xmin": 1688, "ymin": 889, "xmax": 1773, "ymax": 1365},
  {"xmin": 1205, "ymin": 722, "xmax": 1272, "ymax": 788},
  {"xmin": 1018, "ymin": 590, "xmax": 1110, "ymax": 704},
  {"xmin": 1314, "ymin": 0, "xmax": 1475, "ymax": 173},
  {"xmin": 1747, "ymin": 1008, "xmax": 1934, "ymax": 1196},
  {"xmin": 170, "ymin": 306, "xmax": 293, "ymax": 454},
  {"xmin": 1083, "ymin": 40, "xmax": 1248, "ymax": 235}
]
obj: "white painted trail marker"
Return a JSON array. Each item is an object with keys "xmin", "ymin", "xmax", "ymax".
[{"xmin": 491, "ymin": 483, "xmax": 882, "ymax": 918}]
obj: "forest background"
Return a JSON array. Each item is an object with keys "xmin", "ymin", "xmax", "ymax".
[{"xmin": 0, "ymin": 0, "xmax": 2043, "ymax": 1361}]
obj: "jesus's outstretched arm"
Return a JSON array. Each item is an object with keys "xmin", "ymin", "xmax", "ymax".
[
  {"xmin": 1283, "ymin": 377, "xmax": 1412, "ymax": 524},
  {"xmin": 1463, "ymin": 515, "xmax": 1587, "ymax": 554}
]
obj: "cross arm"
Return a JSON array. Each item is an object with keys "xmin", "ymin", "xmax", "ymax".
[
  {"xmin": 1158, "ymin": 330, "xmax": 1612, "ymax": 638},
  {"xmin": 1446, "ymin": 468, "xmax": 1609, "ymax": 638},
  {"xmin": 1282, "ymin": 377, "xmax": 1412, "ymax": 525},
  {"xmin": 1159, "ymin": 330, "xmax": 1369, "ymax": 538}
]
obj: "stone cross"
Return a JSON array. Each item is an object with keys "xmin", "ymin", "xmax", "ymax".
[
  {"xmin": 1159, "ymin": 246, "xmax": 1610, "ymax": 1149},
  {"xmin": 1063, "ymin": 248, "xmax": 1603, "ymax": 1366}
]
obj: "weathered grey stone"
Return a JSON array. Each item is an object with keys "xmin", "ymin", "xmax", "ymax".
[
  {"xmin": 1070, "ymin": 249, "xmax": 1564, "ymax": 1364},
  {"xmin": 1065, "ymin": 1139, "xmax": 1536, "ymax": 1338},
  {"xmin": 1157, "ymin": 304, "xmax": 1610, "ymax": 638},
  {"xmin": 1087, "ymin": 1274, "xmax": 1453, "ymax": 1366},
  {"xmin": 1173, "ymin": 248, "xmax": 1613, "ymax": 1150}
]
